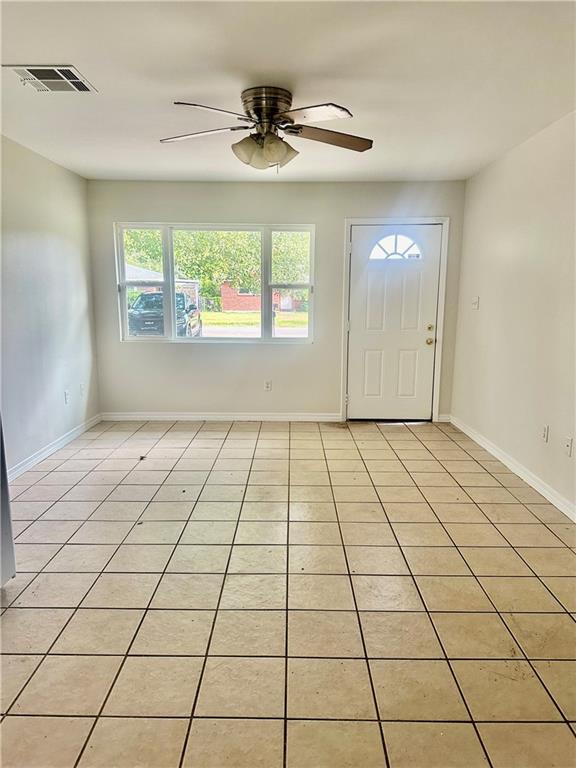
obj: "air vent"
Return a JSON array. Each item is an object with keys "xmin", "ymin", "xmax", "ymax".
[{"xmin": 5, "ymin": 65, "xmax": 96, "ymax": 93}]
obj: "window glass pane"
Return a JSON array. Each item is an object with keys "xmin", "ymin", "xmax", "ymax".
[
  {"xmin": 173, "ymin": 230, "xmax": 261, "ymax": 338},
  {"xmin": 271, "ymin": 231, "xmax": 310, "ymax": 283},
  {"xmin": 175, "ymin": 280, "xmax": 202, "ymax": 338},
  {"xmin": 123, "ymin": 229, "xmax": 163, "ymax": 279},
  {"xmin": 127, "ymin": 285, "xmax": 165, "ymax": 337},
  {"xmin": 272, "ymin": 288, "xmax": 309, "ymax": 338}
]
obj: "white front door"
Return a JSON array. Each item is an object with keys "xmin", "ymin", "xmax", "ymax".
[{"xmin": 347, "ymin": 224, "xmax": 442, "ymax": 420}]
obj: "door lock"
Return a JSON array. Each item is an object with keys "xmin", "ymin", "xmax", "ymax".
[
  {"xmin": 426, "ymin": 323, "xmax": 435, "ymax": 331},
  {"xmin": 426, "ymin": 338, "xmax": 435, "ymax": 345}
]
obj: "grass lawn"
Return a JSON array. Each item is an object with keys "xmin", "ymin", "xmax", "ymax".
[{"xmin": 202, "ymin": 311, "xmax": 307, "ymax": 327}]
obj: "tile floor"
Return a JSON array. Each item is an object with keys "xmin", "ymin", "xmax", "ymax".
[{"xmin": 1, "ymin": 419, "xmax": 575, "ymax": 768}]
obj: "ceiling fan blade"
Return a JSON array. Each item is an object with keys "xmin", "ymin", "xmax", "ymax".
[
  {"xmin": 283, "ymin": 125, "xmax": 373, "ymax": 152},
  {"xmin": 160, "ymin": 125, "xmax": 251, "ymax": 143},
  {"xmin": 275, "ymin": 103, "xmax": 352, "ymax": 124},
  {"xmin": 174, "ymin": 101, "xmax": 255, "ymax": 123}
]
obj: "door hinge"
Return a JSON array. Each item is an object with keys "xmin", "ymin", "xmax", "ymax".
[{"xmin": 345, "ymin": 393, "xmax": 350, "ymax": 404}]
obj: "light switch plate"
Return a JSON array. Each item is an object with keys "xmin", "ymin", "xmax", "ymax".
[{"xmin": 471, "ymin": 296, "xmax": 480, "ymax": 310}]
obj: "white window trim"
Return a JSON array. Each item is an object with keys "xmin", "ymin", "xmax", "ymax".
[{"xmin": 114, "ymin": 222, "xmax": 315, "ymax": 344}]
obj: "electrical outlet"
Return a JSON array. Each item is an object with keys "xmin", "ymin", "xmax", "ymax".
[
  {"xmin": 64, "ymin": 390, "xmax": 71, "ymax": 405},
  {"xmin": 541, "ymin": 425, "xmax": 550, "ymax": 443},
  {"xmin": 264, "ymin": 380, "xmax": 272, "ymax": 392},
  {"xmin": 564, "ymin": 437, "xmax": 573, "ymax": 458}
]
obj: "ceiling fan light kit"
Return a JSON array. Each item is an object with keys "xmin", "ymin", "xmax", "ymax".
[{"xmin": 161, "ymin": 86, "xmax": 373, "ymax": 171}]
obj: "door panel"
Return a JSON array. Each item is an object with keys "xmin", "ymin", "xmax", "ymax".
[{"xmin": 347, "ymin": 224, "xmax": 442, "ymax": 420}]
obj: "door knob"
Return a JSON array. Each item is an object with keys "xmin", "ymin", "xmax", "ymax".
[
  {"xmin": 426, "ymin": 323, "xmax": 434, "ymax": 331},
  {"xmin": 426, "ymin": 338, "xmax": 435, "ymax": 345}
]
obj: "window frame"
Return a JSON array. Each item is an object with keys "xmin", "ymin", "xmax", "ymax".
[{"xmin": 115, "ymin": 222, "xmax": 315, "ymax": 344}]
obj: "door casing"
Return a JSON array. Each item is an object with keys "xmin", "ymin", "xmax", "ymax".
[{"xmin": 341, "ymin": 217, "xmax": 450, "ymax": 422}]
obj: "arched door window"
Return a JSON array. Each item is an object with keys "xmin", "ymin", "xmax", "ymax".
[{"xmin": 369, "ymin": 234, "xmax": 421, "ymax": 260}]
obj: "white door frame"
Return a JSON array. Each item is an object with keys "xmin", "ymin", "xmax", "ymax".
[{"xmin": 341, "ymin": 217, "xmax": 450, "ymax": 422}]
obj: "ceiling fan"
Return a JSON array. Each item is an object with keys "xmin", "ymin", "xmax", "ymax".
[{"xmin": 160, "ymin": 86, "xmax": 373, "ymax": 169}]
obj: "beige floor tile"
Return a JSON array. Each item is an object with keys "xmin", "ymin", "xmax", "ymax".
[
  {"xmin": 69, "ymin": 520, "xmax": 135, "ymax": 544},
  {"xmin": 383, "ymin": 722, "xmax": 489, "ymax": 768},
  {"xmin": 353, "ymin": 574, "xmax": 424, "ymax": 610},
  {"xmin": 289, "ymin": 501, "xmax": 336, "ymax": 521},
  {"xmin": 287, "ymin": 720, "xmax": 385, "ymax": 768},
  {"xmin": 43, "ymin": 544, "xmax": 117, "ymax": 572},
  {"xmin": 287, "ymin": 658, "xmax": 376, "ymax": 719},
  {"xmin": 496, "ymin": 523, "xmax": 566, "ymax": 547},
  {"xmin": 332, "ymin": 486, "xmax": 379, "ymax": 503},
  {"xmin": 340, "ymin": 522, "xmax": 395, "ymax": 546},
  {"xmin": 361, "ymin": 611, "xmax": 443, "ymax": 658},
  {"xmin": 443, "ymin": 523, "xmax": 509, "ymax": 547},
  {"xmin": 220, "ymin": 573, "xmax": 286, "ymax": 609},
  {"xmin": 13, "ymin": 572, "xmax": 97, "ymax": 607},
  {"xmin": 10, "ymin": 500, "xmax": 54, "ymax": 520},
  {"xmin": 52, "ymin": 609, "xmax": 143, "ymax": 654},
  {"xmin": 228, "ymin": 544, "xmax": 287, "ymax": 573},
  {"xmin": 377, "ymin": 487, "xmax": 426, "ymax": 503},
  {"xmin": 289, "ymin": 521, "xmax": 341, "ymax": 545},
  {"xmin": 431, "ymin": 503, "xmax": 488, "ymax": 523},
  {"xmin": 15, "ymin": 520, "xmax": 83, "ymax": 544},
  {"xmin": 196, "ymin": 657, "xmax": 285, "ymax": 716},
  {"xmin": 431, "ymin": 613, "xmax": 522, "ymax": 658},
  {"xmin": 15, "ymin": 543, "xmax": 62, "ymax": 571},
  {"xmin": 184, "ymin": 719, "xmax": 284, "ymax": 768},
  {"xmin": 130, "ymin": 609, "xmax": 214, "ymax": 655},
  {"xmin": 141, "ymin": 501, "xmax": 194, "ymax": 520},
  {"xmin": 88, "ymin": 501, "xmax": 147, "ymax": 520},
  {"xmin": 459, "ymin": 547, "xmax": 532, "ymax": 576},
  {"xmin": 336, "ymin": 502, "xmax": 387, "ymax": 522},
  {"xmin": 104, "ymin": 656, "xmax": 203, "ymax": 716},
  {"xmin": 240, "ymin": 501, "xmax": 287, "ymax": 520},
  {"xmin": 107, "ymin": 485, "xmax": 159, "ymax": 502},
  {"xmin": 0, "ymin": 573, "xmax": 36, "ymax": 607},
  {"xmin": 235, "ymin": 521, "xmax": 287, "ymax": 544},
  {"xmin": 167, "ymin": 544, "xmax": 231, "ymax": 572},
  {"xmin": 479, "ymin": 503, "xmax": 539, "ymax": 524},
  {"xmin": 12, "ymin": 655, "xmax": 121, "ymax": 715},
  {"xmin": 452, "ymin": 660, "xmax": 561, "ymax": 720},
  {"xmin": 289, "ymin": 545, "xmax": 347, "ymax": 574},
  {"xmin": 180, "ymin": 520, "xmax": 236, "ymax": 544},
  {"xmin": 403, "ymin": 547, "xmax": 471, "ymax": 575},
  {"xmin": 245, "ymin": 485, "xmax": 288, "ymax": 501},
  {"xmin": 347, "ymin": 545, "xmax": 409, "ymax": 575},
  {"xmin": 104, "ymin": 543, "xmax": 174, "ymax": 572},
  {"xmin": 548, "ymin": 523, "xmax": 576, "ymax": 547},
  {"xmin": 541, "ymin": 576, "xmax": 576, "ymax": 611},
  {"xmin": 421, "ymin": 487, "xmax": 472, "ymax": 503},
  {"xmin": 502, "ymin": 613, "xmax": 576, "ymax": 659},
  {"xmin": 289, "ymin": 574, "xmax": 354, "ymax": 609},
  {"xmin": 1, "ymin": 607, "xmax": 73, "ymax": 653},
  {"xmin": 416, "ymin": 576, "xmax": 494, "ymax": 611},
  {"xmin": 288, "ymin": 610, "xmax": 363, "ymax": 657},
  {"xmin": 516, "ymin": 547, "xmax": 576, "ymax": 576},
  {"xmin": 154, "ymin": 484, "xmax": 200, "ymax": 501},
  {"xmin": 82, "ymin": 573, "xmax": 160, "ymax": 608},
  {"xmin": 532, "ymin": 661, "xmax": 576, "ymax": 719},
  {"xmin": 478, "ymin": 723, "xmax": 576, "ymax": 768},
  {"xmin": 124, "ymin": 520, "xmax": 185, "ymax": 544},
  {"xmin": 150, "ymin": 573, "xmax": 223, "ymax": 609},
  {"xmin": 384, "ymin": 502, "xmax": 438, "ymax": 522},
  {"xmin": 1, "ymin": 655, "xmax": 43, "ymax": 713},
  {"xmin": 392, "ymin": 523, "xmax": 453, "ymax": 546},
  {"xmin": 1, "ymin": 715, "xmax": 94, "ymax": 768},
  {"xmin": 526, "ymin": 504, "xmax": 573, "ymax": 524},
  {"xmin": 210, "ymin": 610, "xmax": 285, "ymax": 655},
  {"xmin": 371, "ymin": 659, "xmax": 468, "ymax": 719},
  {"xmin": 479, "ymin": 576, "xmax": 564, "ymax": 612},
  {"xmin": 79, "ymin": 717, "xmax": 188, "ymax": 768}
]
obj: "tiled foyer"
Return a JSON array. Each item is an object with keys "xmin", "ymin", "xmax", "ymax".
[{"xmin": 1, "ymin": 419, "xmax": 575, "ymax": 768}]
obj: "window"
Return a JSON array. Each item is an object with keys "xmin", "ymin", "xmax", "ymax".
[
  {"xmin": 369, "ymin": 234, "xmax": 421, "ymax": 260},
  {"xmin": 116, "ymin": 224, "xmax": 314, "ymax": 342}
]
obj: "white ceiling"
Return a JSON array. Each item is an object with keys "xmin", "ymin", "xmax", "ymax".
[{"xmin": 1, "ymin": 1, "xmax": 574, "ymax": 181}]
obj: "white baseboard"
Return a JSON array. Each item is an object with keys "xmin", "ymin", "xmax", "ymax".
[
  {"xmin": 450, "ymin": 415, "xmax": 575, "ymax": 521},
  {"xmin": 7, "ymin": 413, "xmax": 102, "ymax": 481},
  {"xmin": 436, "ymin": 414, "xmax": 452, "ymax": 423},
  {"xmin": 100, "ymin": 411, "xmax": 344, "ymax": 423}
]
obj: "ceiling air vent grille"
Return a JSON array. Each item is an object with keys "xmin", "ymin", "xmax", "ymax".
[{"xmin": 5, "ymin": 65, "xmax": 96, "ymax": 93}]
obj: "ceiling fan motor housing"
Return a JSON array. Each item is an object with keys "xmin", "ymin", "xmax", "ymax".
[{"xmin": 241, "ymin": 86, "xmax": 293, "ymax": 132}]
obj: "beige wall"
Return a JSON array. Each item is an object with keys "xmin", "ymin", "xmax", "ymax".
[
  {"xmin": 88, "ymin": 180, "xmax": 465, "ymax": 418},
  {"xmin": 1, "ymin": 138, "xmax": 99, "ymax": 470},
  {"xmin": 452, "ymin": 113, "xmax": 575, "ymax": 508}
]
